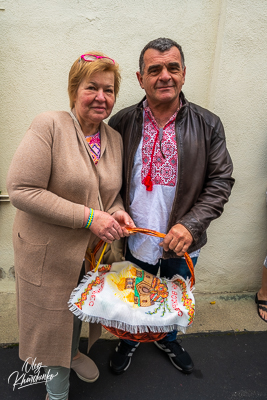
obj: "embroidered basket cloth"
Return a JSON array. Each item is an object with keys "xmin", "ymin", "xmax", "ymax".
[{"xmin": 69, "ymin": 228, "xmax": 195, "ymax": 342}]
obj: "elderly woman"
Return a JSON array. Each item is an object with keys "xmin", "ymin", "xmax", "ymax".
[{"xmin": 7, "ymin": 52, "xmax": 133, "ymax": 400}]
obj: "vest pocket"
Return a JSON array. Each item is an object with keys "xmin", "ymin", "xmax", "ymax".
[{"xmin": 14, "ymin": 233, "xmax": 48, "ymax": 286}]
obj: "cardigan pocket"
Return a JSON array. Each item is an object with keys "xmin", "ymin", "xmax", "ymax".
[{"xmin": 14, "ymin": 233, "xmax": 48, "ymax": 286}]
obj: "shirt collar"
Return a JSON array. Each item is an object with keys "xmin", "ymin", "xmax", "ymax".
[{"xmin": 143, "ymin": 99, "xmax": 180, "ymax": 128}]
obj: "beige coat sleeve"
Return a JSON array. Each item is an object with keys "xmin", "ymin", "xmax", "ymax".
[{"xmin": 6, "ymin": 117, "xmax": 84, "ymax": 229}]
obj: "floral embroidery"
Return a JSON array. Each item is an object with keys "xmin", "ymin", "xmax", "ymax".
[
  {"xmin": 175, "ymin": 278, "xmax": 195, "ymax": 325},
  {"xmin": 74, "ymin": 265, "xmax": 111, "ymax": 309},
  {"xmin": 141, "ymin": 107, "xmax": 177, "ymax": 187},
  {"xmin": 85, "ymin": 131, "xmax": 101, "ymax": 165}
]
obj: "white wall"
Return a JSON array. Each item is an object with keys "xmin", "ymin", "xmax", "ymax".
[{"xmin": 1, "ymin": 0, "xmax": 267, "ymax": 294}]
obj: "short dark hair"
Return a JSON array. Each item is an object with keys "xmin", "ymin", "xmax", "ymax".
[{"xmin": 139, "ymin": 37, "xmax": 185, "ymax": 75}]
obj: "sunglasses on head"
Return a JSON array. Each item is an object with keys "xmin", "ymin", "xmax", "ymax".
[{"xmin": 80, "ymin": 54, "xmax": 115, "ymax": 64}]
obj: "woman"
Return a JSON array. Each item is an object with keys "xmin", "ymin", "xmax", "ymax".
[{"xmin": 7, "ymin": 52, "xmax": 134, "ymax": 400}]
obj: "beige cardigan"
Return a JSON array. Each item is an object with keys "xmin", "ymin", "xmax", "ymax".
[{"xmin": 6, "ymin": 111, "xmax": 124, "ymax": 367}]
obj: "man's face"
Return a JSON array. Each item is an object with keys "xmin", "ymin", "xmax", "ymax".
[{"xmin": 136, "ymin": 46, "xmax": 186, "ymax": 108}]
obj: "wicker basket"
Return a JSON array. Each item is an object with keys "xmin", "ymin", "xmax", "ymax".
[
  {"xmin": 103, "ymin": 326, "xmax": 167, "ymax": 342},
  {"xmin": 89, "ymin": 228, "xmax": 195, "ymax": 342}
]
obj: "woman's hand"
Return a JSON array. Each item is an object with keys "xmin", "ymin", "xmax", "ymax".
[
  {"xmin": 86, "ymin": 209, "xmax": 124, "ymax": 243},
  {"xmin": 112, "ymin": 210, "xmax": 135, "ymax": 236}
]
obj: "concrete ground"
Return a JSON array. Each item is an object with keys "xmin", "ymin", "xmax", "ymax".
[{"xmin": 0, "ymin": 290, "xmax": 266, "ymax": 345}]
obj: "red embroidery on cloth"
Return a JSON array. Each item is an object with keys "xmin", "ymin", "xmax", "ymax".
[{"xmin": 141, "ymin": 108, "xmax": 177, "ymax": 188}]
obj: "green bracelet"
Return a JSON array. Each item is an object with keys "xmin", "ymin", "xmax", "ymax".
[{"xmin": 85, "ymin": 208, "xmax": 94, "ymax": 229}]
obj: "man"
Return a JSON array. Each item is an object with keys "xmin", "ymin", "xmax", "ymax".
[{"xmin": 108, "ymin": 38, "xmax": 234, "ymax": 375}]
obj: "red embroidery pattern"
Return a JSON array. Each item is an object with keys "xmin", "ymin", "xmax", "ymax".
[
  {"xmin": 175, "ymin": 278, "xmax": 195, "ymax": 325},
  {"xmin": 141, "ymin": 108, "xmax": 177, "ymax": 187},
  {"xmin": 74, "ymin": 276, "xmax": 101, "ymax": 310},
  {"xmin": 74, "ymin": 265, "xmax": 111, "ymax": 310}
]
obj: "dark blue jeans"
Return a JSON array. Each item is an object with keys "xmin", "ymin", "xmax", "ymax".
[{"xmin": 124, "ymin": 246, "xmax": 198, "ymax": 344}]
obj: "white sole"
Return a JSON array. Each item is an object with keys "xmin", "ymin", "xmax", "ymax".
[{"xmin": 76, "ymin": 371, "xmax": 99, "ymax": 383}]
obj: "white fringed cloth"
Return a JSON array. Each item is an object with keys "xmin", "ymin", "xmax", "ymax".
[{"xmin": 69, "ymin": 261, "xmax": 195, "ymax": 335}]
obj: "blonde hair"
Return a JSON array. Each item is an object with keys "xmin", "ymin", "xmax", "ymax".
[{"xmin": 68, "ymin": 51, "xmax": 121, "ymax": 109}]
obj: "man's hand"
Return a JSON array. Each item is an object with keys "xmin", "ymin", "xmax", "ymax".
[{"xmin": 160, "ymin": 223, "xmax": 193, "ymax": 256}]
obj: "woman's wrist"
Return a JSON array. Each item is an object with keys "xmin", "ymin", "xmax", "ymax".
[{"xmin": 83, "ymin": 207, "xmax": 90, "ymax": 227}]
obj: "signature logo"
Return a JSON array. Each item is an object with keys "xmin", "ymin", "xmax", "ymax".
[{"xmin": 8, "ymin": 357, "xmax": 58, "ymax": 390}]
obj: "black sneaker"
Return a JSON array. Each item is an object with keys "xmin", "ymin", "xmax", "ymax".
[
  {"xmin": 110, "ymin": 340, "xmax": 140, "ymax": 374},
  {"xmin": 154, "ymin": 340, "xmax": 194, "ymax": 374}
]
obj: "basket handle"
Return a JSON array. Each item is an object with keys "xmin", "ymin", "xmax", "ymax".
[
  {"xmin": 86, "ymin": 240, "xmax": 107, "ymax": 272},
  {"xmin": 89, "ymin": 227, "xmax": 195, "ymax": 288},
  {"xmin": 126, "ymin": 227, "xmax": 195, "ymax": 288}
]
